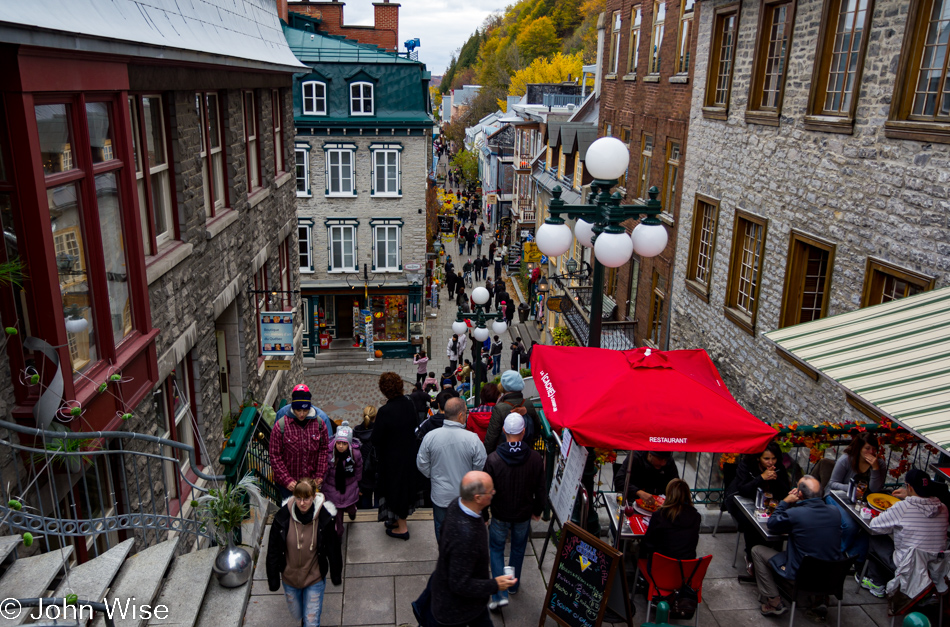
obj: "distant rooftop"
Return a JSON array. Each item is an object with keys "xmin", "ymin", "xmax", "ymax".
[{"xmin": 283, "ymin": 23, "xmax": 422, "ymax": 65}]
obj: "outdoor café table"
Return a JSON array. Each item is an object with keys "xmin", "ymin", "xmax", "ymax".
[
  {"xmin": 732, "ymin": 495, "xmax": 785, "ymax": 567},
  {"xmin": 600, "ymin": 491, "xmax": 648, "ymax": 605},
  {"xmin": 828, "ymin": 489, "xmax": 887, "ymax": 590}
]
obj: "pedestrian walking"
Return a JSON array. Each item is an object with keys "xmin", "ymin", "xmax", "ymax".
[
  {"xmin": 446, "ymin": 268, "xmax": 457, "ymax": 300},
  {"xmin": 413, "ymin": 350, "xmax": 429, "ymax": 386},
  {"xmin": 484, "ymin": 371, "xmax": 542, "ymax": 454},
  {"xmin": 490, "ymin": 335, "xmax": 503, "ymax": 376},
  {"xmin": 446, "ymin": 334, "xmax": 461, "ymax": 372},
  {"xmin": 418, "ymin": 471, "xmax": 516, "ymax": 627},
  {"xmin": 266, "ymin": 478, "xmax": 342, "ymax": 627},
  {"xmin": 466, "ymin": 229, "xmax": 476, "ymax": 256},
  {"xmin": 322, "ymin": 422, "xmax": 362, "ymax": 537},
  {"xmin": 481, "ymin": 255, "xmax": 491, "ymax": 281},
  {"xmin": 270, "ymin": 386, "xmax": 330, "ymax": 499},
  {"xmin": 505, "ymin": 299, "xmax": 515, "ymax": 325},
  {"xmin": 416, "ymin": 398, "xmax": 487, "ymax": 541},
  {"xmin": 484, "ymin": 414, "xmax": 545, "ymax": 610},
  {"xmin": 493, "ymin": 249, "xmax": 503, "ymax": 278},
  {"xmin": 354, "ymin": 406, "xmax": 377, "ymax": 509},
  {"xmin": 476, "ymin": 233, "xmax": 483, "ymax": 257},
  {"xmin": 372, "ymin": 372, "xmax": 421, "ymax": 540}
]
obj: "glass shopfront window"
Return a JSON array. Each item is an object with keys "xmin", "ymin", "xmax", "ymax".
[{"xmin": 370, "ymin": 295, "xmax": 407, "ymax": 342}]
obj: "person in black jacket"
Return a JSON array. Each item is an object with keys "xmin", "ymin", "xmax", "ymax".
[
  {"xmin": 725, "ymin": 441, "xmax": 790, "ymax": 573},
  {"xmin": 641, "ymin": 478, "xmax": 701, "ymax": 561},
  {"xmin": 266, "ymin": 478, "xmax": 342, "ymax": 627},
  {"xmin": 613, "ymin": 451, "xmax": 680, "ymax": 505},
  {"xmin": 372, "ymin": 372, "xmax": 421, "ymax": 539},
  {"xmin": 409, "ymin": 383, "xmax": 430, "ymax": 425},
  {"xmin": 484, "ymin": 414, "xmax": 545, "ymax": 610},
  {"xmin": 429, "ymin": 471, "xmax": 516, "ymax": 626}
]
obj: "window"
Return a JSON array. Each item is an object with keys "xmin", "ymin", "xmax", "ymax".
[
  {"xmin": 685, "ymin": 195, "xmax": 720, "ymax": 299},
  {"xmin": 195, "ymin": 92, "xmax": 227, "ymax": 217},
  {"xmin": 253, "ymin": 262, "xmax": 268, "ymax": 355},
  {"xmin": 298, "ymin": 221, "xmax": 313, "ymax": 273},
  {"xmin": 273, "ymin": 89, "xmax": 285, "ymax": 174},
  {"xmin": 703, "ymin": 5, "xmax": 740, "ymax": 117},
  {"xmin": 747, "ymin": 0, "xmax": 797, "ymax": 125},
  {"xmin": 295, "ymin": 146, "xmax": 311, "ymax": 197},
  {"xmin": 350, "ymin": 82, "xmax": 374, "ymax": 116},
  {"xmin": 861, "ymin": 258, "xmax": 935, "ymax": 307},
  {"xmin": 649, "ymin": 1, "xmax": 667, "ymax": 74},
  {"xmin": 647, "ymin": 270, "xmax": 668, "ymax": 347},
  {"xmin": 244, "ymin": 91, "xmax": 261, "ymax": 192},
  {"xmin": 155, "ymin": 356, "xmax": 198, "ymax": 501},
  {"xmin": 609, "ymin": 11, "xmax": 622, "ymax": 75},
  {"xmin": 805, "ymin": 0, "xmax": 873, "ymax": 132},
  {"xmin": 278, "ymin": 238, "xmax": 291, "ymax": 310},
  {"xmin": 627, "ymin": 6, "xmax": 643, "ymax": 76},
  {"xmin": 373, "ymin": 223, "xmax": 401, "ymax": 271},
  {"xmin": 626, "ymin": 259, "xmax": 641, "ymax": 320},
  {"xmin": 724, "ymin": 211, "xmax": 768, "ymax": 333},
  {"xmin": 39, "ymin": 99, "xmax": 137, "ymax": 376},
  {"xmin": 328, "ymin": 223, "xmax": 357, "ymax": 272},
  {"xmin": 617, "ymin": 127, "xmax": 630, "ymax": 189},
  {"xmin": 372, "ymin": 148, "xmax": 400, "ymax": 196},
  {"xmin": 128, "ymin": 95, "xmax": 175, "ymax": 255},
  {"xmin": 662, "ymin": 140, "xmax": 680, "ymax": 214},
  {"xmin": 326, "ymin": 148, "xmax": 355, "ymax": 196},
  {"xmin": 780, "ymin": 231, "xmax": 835, "ymax": 328},
  {"xmin": 886, "ymin": 0, "xmax": 950, "ymax": 141},
  {"xmin": 676, "ymin": 0, "xmax": 695, "ymax": 74},
  {"xmin": 637, "ymin": 133, "xmax": 654, "ymax": 199},
  {"xmin": 302, "ymin": 81, "xmax": 327, "ymax": 115}
]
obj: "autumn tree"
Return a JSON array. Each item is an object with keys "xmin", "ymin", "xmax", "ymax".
[
  {"xmin": 515, "ymin": 16, "xmax": 559, "ymax": 63},
  {"xmin": 507, "ymin": 52, "xmax": 584, "ymax": 97},
  {"xmin": 451, "ymin": 149, "xmax": 480, "ymax": 186}
]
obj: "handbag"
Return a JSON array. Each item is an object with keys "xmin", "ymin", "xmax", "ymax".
[{"xmin": 648, "ymin": 558, "xmax": 702, "ymax": 619}]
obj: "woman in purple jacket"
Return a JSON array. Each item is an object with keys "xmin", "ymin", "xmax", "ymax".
[{"xmin": 322, "ymin": 421, "xmax": 362, "ymax": 536}]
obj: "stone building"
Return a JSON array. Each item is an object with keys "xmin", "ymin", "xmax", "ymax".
[
  {"xmin": 670, "ymin": 0, "xmax": 950, "ymax": 425},
  {"xmin": 0, "ymin": 0, "xmax": 303, "ymax": 559},
  {"xmin": 283, "ymin": 12, "xmax": 433, "ymax": 357},
  {"xmin": 597, "ymin": 0, "xmax": 700, "ymax": 348}
]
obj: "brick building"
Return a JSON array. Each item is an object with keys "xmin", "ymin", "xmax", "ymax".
[
  {"xmin": 282, "ymin": 12, "xmax": 433, "ymax": 357},
  {"xmin": 0, "ymin": 0, "xmax": 303, "ymax": 559},
  {"xmin": 670, "ymin": 0, "xmax": 950, "ymax": 425},
  {"xmin": 284, "ymin": 0, "xmax": 400, "ymax": 51},
  {"xmin": 598, "ymin": 0, "xmax": 699, "ymax": 347}
]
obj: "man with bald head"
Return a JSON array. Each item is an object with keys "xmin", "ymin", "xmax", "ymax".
[
  {"xmin": 429, "ymin": 471, "xmax": 516, "ymax": 626},
  {"xmin": 753, "ymin": 474, "xmax": 842, "ymax": 616},
  {"xmin": 417, "ymin": 397, "xmax": 487, "ymax": 541}
]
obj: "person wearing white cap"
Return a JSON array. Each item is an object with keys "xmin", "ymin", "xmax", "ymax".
[{"xmin": 483, "ymin": 413, "xmax": 545, "ymax": 610}]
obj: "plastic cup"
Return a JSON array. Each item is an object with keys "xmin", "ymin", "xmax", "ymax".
[{"xmin": 504, "ymin": 566, "xmax": 516, "ymax": 579}]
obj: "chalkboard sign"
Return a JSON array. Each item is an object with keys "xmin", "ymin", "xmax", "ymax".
[
  {"xmin": 438, "ymin": 215, "xmax": 455, "ymax": 233},
  {"xmin": 538, "ymin": 522, "xmax": 632, "ymax": 627}
]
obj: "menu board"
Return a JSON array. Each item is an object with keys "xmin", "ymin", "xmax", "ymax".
[
  {"xmin": 548, "ymin": 429, "xmax": 588, "ymax": 525},
  {"xmin": 538, "ymin": 522, "xmax": 631, "ymax": 627}
]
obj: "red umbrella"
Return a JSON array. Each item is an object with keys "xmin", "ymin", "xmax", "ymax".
[{"xmin": 531, "ymin": 345, "xmax": 776, "ymax": 453}]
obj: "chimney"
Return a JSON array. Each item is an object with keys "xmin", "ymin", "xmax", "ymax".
[
  {"xmin": 373, "ymin": 0, "xmax": 400, "ymax": 51},
  {"xmin": 276, "ymin": 0, "xmax": 288, "ymax": 23}
]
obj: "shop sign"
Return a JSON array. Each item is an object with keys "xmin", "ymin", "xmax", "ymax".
[
  {"xmin": 486, "ymin": 193, "xmax": 497, "ymax": 204},
  {"xmin": 260, "ymin": 312, "xmax": 294, "ymax": 356},
  {"xmin": 362, "ymin": 309, "xmax": 374, "ymax": 354},
  {"xmin": 523, "ymin": 242, "xmax": 542, "ymax": 263},
  {"xmin": 264, "ymin": 360, "xmax": 292, "ymax": 370},
  {"xmin": 546, "ymin": 296, "xmax": 563, "ymax": 313},
  {"xmin": 404, "ymin": 263, "xmax": 421, "ymax": 271}
]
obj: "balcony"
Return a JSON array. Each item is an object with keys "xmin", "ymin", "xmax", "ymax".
[
  {"xmin": 542, "ymin": 94, "xmax": 584, "ymax": 108},
  {"xmin": 560, "ymin": 286, "xmax": 637, "ymax": 350}
]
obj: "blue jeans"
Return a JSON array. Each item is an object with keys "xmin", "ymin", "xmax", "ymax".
[
  {"xmin": 491, "ymin": 355, "xmax": 501, "ymax": 375},
  {"xmin": 283, "ymin": 579, "xmax": 325, "ymax": 627},
  {"xmin": 433, "ymin": 504, "xmax": 448, "ymax": 543},
  {"xmin": 489, "ymin": 518, "xmax": 531, "ymax": 603}
]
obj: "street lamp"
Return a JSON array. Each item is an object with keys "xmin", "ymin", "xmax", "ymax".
[
  {"xmin": 454, "ymin": 286, "xmax": 507, "ymax": 405},
  {"xmin": 535, "ymin": 136, "xmax": 667, "ymax": 348}
]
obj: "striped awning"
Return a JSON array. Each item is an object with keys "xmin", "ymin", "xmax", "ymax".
[{"xmin": 765, "ymin": 287, "xmax": 950, "ymax": 451}]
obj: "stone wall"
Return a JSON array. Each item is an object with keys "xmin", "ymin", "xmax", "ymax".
[{"xmin": 670, "ymin": 0, "xmax": 950, "ymax": 425}]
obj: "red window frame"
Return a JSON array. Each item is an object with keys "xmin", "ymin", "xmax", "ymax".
[
  {"xmin": 160, "ymin": 355, "xmax": 202, "ymax": 506},
  {"xmin": 128, "ymin": 93, "xmax": 179, "ymax": 256},
  {"xmin": 197, "ymin": 91, "xmax": 229, "ymax": 218},
  {"xmin": 243, "ymin": 90, "xmax": 262, "ymax": 193},
  {"xmin": 278, "ymin": 237, "xmax": 292, "ymax": 310},
  {"xmin": 272, "ymin": 89, "xmax": 285, "ymax": 175}
]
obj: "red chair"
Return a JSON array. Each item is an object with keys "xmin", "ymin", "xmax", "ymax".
[{"xmin": 637, "ymin": 553, "xmax": 713, "ymax": 627}]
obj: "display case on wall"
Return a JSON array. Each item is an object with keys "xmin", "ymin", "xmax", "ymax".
[{"xmin": 370, "ymin": 295, "xmax": 407, "ymax": 342}]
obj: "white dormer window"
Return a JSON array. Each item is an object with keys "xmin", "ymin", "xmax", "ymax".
[
  {"xmin": 302, "ymin": 81, "xmax": 327, "ymax": 115},
  {"xmin": 350, "ymin": 82, "xmax": 374, "ymax": 116}
]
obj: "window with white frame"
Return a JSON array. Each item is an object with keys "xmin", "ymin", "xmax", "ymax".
[
  {"xmin": 129, "ymin": 95, "xmax": 175, "ymax": 255},
  {"xmin": 328, "ymin": 222, "xmax": 357, "ymax": 271},
  {"xmin": 295, "ymin": 146, "xmax": 311, "ymax": 196},
  {"xmin": 302, "ymin": 81, "xmax": 327, "ymax": 115},
  {"xmin": 350, "ymin": 82, "xmax": 374, "ymax": 116},
  {"xmin": 325, "ymin": 146, "xmax": 356, "ymax": 196},
  {"xmin": 154, "ymin": 355, "xmax": 198, "ymax": 501},
  {"xmin": 371, "ymin": 146, "xmax": 400, "ymax": 196},
  {"xmin": 373, "ymin": 222, "xmax": 401, "ymax": 271},
  {"xmin": 244, "ymin": 91, "xmax": 261, "ymax": 191},
  {"xmin": 272, "ymin": 89, "xmax": 284, "ymax": 173},
  {"xmin": 299, "ymin": 221, "xmax": 313, "ymax": 272}
]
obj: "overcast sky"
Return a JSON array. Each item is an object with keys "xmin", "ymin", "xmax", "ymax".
[{"xmin": 338, "ymin": 0, "xmax": 506, "ymax": 75}]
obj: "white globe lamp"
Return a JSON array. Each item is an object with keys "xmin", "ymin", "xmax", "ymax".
[
  {"xmin": 631, "ymin": 223, "xmax": 669, "ymax": 258},
  {"xmin": 473, "ymin": 326, "xmax": 490, "ymax": 342},
  {"xmin": 535, "ymin": 221, "xmax": 573, "ymax": 257},
  {"xmin": 452, "ymin": 320, "xmax": 468, "ymax": 336},
  {"xmin": 65, "ymin": 314, "xmax": 89, "ymax": 334},
  {"xmin": 472, "ymin": 286, "xmax": 489, "ymax": 306},
  {"xmin": 584, "ymin": 137, "xmax": 630, "ymax": 181},
  {"xmin": 594, "ymin": 230, "xmax": 635, "ymax": 268},
  {"xmin": 492, "ymin": 319, "xmax": 508, "ymax": 335},
  {"xmin": 574, "ymin": 219, "xmax": 595, "ymax": 248}
]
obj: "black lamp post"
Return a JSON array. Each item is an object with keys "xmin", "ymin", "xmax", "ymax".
[{"xmin": 452, "ymin": 286, "xmax": 508, "ymax": 406}]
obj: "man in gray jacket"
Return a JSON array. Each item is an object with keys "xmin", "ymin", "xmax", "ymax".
[{"xmin": 417, "ymin": 397, "xmax": 487, "ymax": 541}]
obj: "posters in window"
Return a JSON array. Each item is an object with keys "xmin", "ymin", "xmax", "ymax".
[{"xmin": 260, "ymin": 312, "xmax": 294, "ymax": 356}]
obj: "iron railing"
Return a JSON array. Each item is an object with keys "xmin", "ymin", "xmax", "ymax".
[
  {"xmin": 561, "ymin": 290, "xmax": 636, "ymax": 350},
  {"xmin": 219, "ymin": 407, "xmax": 282, "ymax": 506},
  {"xmin": 541, "ymin": 94, "xmax": 584, "ymax": 108},
  {"xmin": 0, "ymin": 419, "xmax": 226, "ymax": 558}
]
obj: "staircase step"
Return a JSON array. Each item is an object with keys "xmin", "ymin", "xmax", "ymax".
[
  {"xmin": 147, "ymin": 547, "xmax": 218, "ymax": 627},
  {"xmin": 193, "ymin": 567, "xmax": 253, "ymax": 627},
  {"xmin": 90, "ymin": 538, "xmax": 179, "ymax": 627},
  {"xmin": 51, "ymin": 538, "xmax": 134, "ymax": 616},
  {"xmin": 0, "ymin": 536, "xmax": 19, "ymax": 565},
  {"xmin": 0, "ymin": 545, "xmax": 74, "ymax": 627}
]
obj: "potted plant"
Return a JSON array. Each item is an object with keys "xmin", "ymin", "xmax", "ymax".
[
  {"xmin": 194, "ymin": 474, "xmax": 265, "ymax": 588},
  {"xmin": 31, "ymin": 424, "xmax": 98, "ymax": 474}
]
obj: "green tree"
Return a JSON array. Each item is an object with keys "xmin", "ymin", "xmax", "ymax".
[
  {"xmin": 451, "ymin": 149, "xmax": 480, "ymax": 185},
  {"xmin": 515, "ymin": 17, "xmax": 559, "ymax": 64}
]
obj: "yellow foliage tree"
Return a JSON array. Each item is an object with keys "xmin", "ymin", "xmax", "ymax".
[
  {"xmin": 515, "ymin": 16, "xmax": 559, "ymax": 63},
  {"xmin": 508, "ymin": 52, "xmax": 584, "ymax": 97}
]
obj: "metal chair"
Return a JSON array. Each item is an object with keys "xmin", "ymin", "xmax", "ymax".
[
  {"xmin": 777, "ymin": 555, "xmax": 854, "ymax": 627},
  {"xmin": 638, "ymin": 553, "xmax": 714, "ymax": 627}
]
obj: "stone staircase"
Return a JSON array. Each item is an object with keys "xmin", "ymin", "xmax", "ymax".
[{"xmin": 0, "ymin": 510, "xmax": 270, "ymax": 627}]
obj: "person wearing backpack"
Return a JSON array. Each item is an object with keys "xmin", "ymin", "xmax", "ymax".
[
  {"xmin": 270, "ymin": 385, "xmax": 331, "ymax": 499},
  {"xmin": 484, "ymin": 371, "xmax": 541, "ymax": 455},
  {"xmin": 490, "ymin": 335, "xmax": 503, "ymax": 376},
  {"xmin": 476, "ymin": 233, "xmax": 483, "ymax": 257}
]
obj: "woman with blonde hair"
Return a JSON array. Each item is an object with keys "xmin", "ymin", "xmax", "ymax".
[
  {"xmin": 641, "ymin": 478, "xmax": 701, "ymax": 560},
  {"xmin": 354, "ymin": 406, "xmax": 377, "ymax": 509}
]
